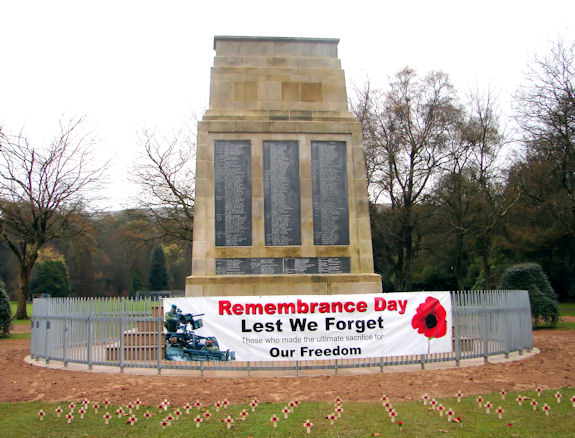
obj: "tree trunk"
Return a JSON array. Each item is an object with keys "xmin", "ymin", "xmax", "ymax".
[
  {"xmin": 455, "ymin": 232, "xmax": 465, "ymax": 290},
  {"xmin": 15, "ymin": 263, "xmax": 33, "ymax": 319},
  {"xmin": 479, "ymin": 240, "xmax": 492, "ymax": 289},
  {"xmin": 394, "ymin": 220, "xmax": 414, "ymax": 292}
]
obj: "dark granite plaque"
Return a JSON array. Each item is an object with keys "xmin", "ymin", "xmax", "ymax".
[
  {"xmin": 214, "ymin": 140, "xmax": 252, "ymax": 246},
  {"xmin": 311, "ymin": 141, "xmax": 349, "ymax": 245},
  {"xmin": 215, "ymin": 258, "xmax": 283, "ymax": 275},
  {"xmin": 317, "ymin": 257, "xmax": 351, "ymax": 274},
  {"xmin": 284, "ymin": 257, "xmax": 318, "ymax": 274},
  {"xmin": 215, "ymin": 257, "xmax": 350, "ymax": 275},
  {"xmin": 263, "ymin": 141, "xmax": 301, "ymax": 246}
]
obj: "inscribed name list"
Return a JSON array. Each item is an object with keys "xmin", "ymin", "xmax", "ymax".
[
  {"xmin": 311, "ymin": 141, "xmax": 349, "ymax": 245},
  {"xmin": 214, "ymin": 140, "xmax": 252, "ymax": 246},
  {"xmin": 263, "ymin": 140, "xmax": 301, "ymax": 246}
]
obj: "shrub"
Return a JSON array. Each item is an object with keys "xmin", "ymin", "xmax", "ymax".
[
  {"xmin": 130, "ymin": 267, "xmax": 145, "ymax": 297},
  {"xmin": 0, "ymin": 280, "xmax": 11, "ymax": 337},
  {"xmin": 149, "ymin": 246, "xmax": 169, "ymax": 291},
  {"xmin": 499, "ymin": 263, "xmax": 559, "ymax": 327},
  {"xmin": 30, "ymin": 258, "xmax": 72, "ymax": 297}
]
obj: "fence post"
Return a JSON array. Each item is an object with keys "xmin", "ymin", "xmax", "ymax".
[
  {"xmin": 62, "ymin": 299, "xmax": 67, "ymax": 367},
  {"xmin": 30, "ymin": 320, "xmax": 35, "ymax": 360},
  {"xmin": 481, "ymin": 294, "xmax": 489, "ymax": 363},
  {"xmin": 518, "ymin": 302, "xmax": 525, "ymax": 355},
  {"xmin": 87, "ymin": 303, "xmax": 92, "ymax": 371},
  {"xmin": 157, "ymin": 298, "xmax": 163, "ymax": 375},
  {"xmin": 504, "ymin": 297, "xmax": 511, "ymax": 359},
  {"xmin": 452, "ymin": 292, "xmax": 462, "ymax": 366},
  {"xmin": 454, "ymin": 317, "xmax": 461, "ymax": 366},
  {"xmin": 63, "ymin": 322, "xmax": 68, "ymax": 367},
  {"xmin": 120, "ymin": 299, "xmax": 125, "ymax": 373},
  {"xmin": 44, "ymin": 320, "xmax": 50, "ymax": 364}
]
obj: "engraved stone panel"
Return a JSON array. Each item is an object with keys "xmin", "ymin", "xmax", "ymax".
[
  {"xmin": 215, "ymin": 257, "xmax": 351, "ymax": 275},
  {"xmin": 311, "ymin": 141, "xmax": 349, "ymax": 245},
  {"xmin": 215, "ymin": 258, "xmax": 283, "ymax": 275},
  {"xmin": 214, "ymin": 140, "xmax": 252, "ymax": 246},
  {"xmin": 264, "ymin": 140, "xmax": 301, "ymax": 246},
  {"xmin": 317, "ymin": 257, "xmax": 350, "ymax": 274},
  {"xmin": 284, "ymin": 257, "xmax": 319, "ymax": 274}
]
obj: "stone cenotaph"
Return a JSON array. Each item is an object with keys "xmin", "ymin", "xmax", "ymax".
[{"xmin": 186, "ymin": 36, "xmax": 382, "ymax": 296}]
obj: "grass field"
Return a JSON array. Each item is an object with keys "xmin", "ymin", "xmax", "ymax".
[
  {"xmin": 557, "ymin": 303, "xmax": 575, "ymax": 330},
  {"xmin": 9, "ymin": 302, "xmax": 33, "ymax": 325},
  {"xmin": 0, "ymin": 389, "xmax": 574, "ymax": 437},
  {"xmin": 559, "ymin": 302, "xmax": 575, "ymax": 316}
]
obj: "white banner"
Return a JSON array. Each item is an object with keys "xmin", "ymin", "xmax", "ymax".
[{"xmin": 164, "ymin": 292, "xmax": 452, "ymax": 362}]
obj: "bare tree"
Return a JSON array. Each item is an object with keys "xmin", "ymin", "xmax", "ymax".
[
  {"xmin": 351, "ymin": 80, "xmax": 385, "ymax": 200},
  {"xmin": 131, "ymin": 128, "xmax": 195, "ymax": 244},
  {"xmin": 352, "ymin": 68, "xmax": 460, "ymax": 290},
  {"xmin": 436, "ymin": 89, "xmax": 516, "ymax": 288},
  {"xmin": 514, "ymin": 38, "xmax": 575, "ymax": 233},
  {"xmin": 0, "ymin": 119, "xmax": 106, "ymax": 318},
  {"xmin": 465, "ymin": 91, "xmax": 519, "ymax": 288}
]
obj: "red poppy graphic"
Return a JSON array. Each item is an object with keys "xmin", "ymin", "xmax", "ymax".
[{"xmin": 411, "ymin": 297, "xmax": 447, "ymax": 339}]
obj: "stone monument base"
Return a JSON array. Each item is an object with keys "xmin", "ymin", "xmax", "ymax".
[{"xmin": 185, "ymin": 274, "xmax": 383, "ymax": 296}]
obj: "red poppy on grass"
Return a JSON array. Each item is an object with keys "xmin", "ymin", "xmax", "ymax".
[{"xmin": 411, "ymin": 297, "xmax": 447, "ymax": 339}]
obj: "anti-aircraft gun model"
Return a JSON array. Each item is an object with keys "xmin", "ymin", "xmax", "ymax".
[{"xmin": 164, "ymin": 307, "xmax": 235, "ymax": 361}]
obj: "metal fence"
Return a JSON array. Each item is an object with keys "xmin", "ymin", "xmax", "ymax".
[{"xmin": 30, "ymin": 290, "xmax": 533, "ymax": 375}]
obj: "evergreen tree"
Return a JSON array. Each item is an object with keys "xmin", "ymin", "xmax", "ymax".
[
  {"xmin": 130, "ymin": 267, "xmax": 145, "ymax": 296},
  {"xmin": 0, "ymin": 279, "xmax": 11, "ymax": 337},
  {"xmin": 499, "ymin": 263, "xmax": 559, "ymax": 327},
  {"xmin": 30, "ymin": 258, "xmax": 72, "ymax": 298},
  {"xmin": 148, "ymin": 246, "xmax": 169, "ymax": 291}
]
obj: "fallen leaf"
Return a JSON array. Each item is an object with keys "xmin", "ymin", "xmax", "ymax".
[{"xmin": 372, "ymin": 433, "xmax": 381, "ymax": 437}]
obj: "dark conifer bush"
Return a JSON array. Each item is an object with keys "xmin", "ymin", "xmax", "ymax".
[
  {"xmin": 499, "ymin": 263, "xmax": 559, "ymax": 326},
  {"xmin": 149, "ymin": 246, "xmax": 169, "ymax": 291},
  {"xmin": 30, "ymin": 259, "xmax": 72, "ymax": 297},
  {"xmin": 0, "ymin": 280, "xmax": 12, "ymax": 337}
]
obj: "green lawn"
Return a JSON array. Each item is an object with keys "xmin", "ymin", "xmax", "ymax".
[
  {"xmin": 559, "ymin": 303, "xmax": 575, "ymax": 317},
  {"xmin": 557, "ymin": 303, "xmax": 575, "ymax": 329},
  {"xmin": 0, "ymin": 389, "xmax": 574, "ymax": 437},
  {"xmin": 9, "ymin": 301, "xmax": 33, "ymax": 325},
  {"xmin": 1, "ymin": 332, "xmax": 30, "ymax": 340}
]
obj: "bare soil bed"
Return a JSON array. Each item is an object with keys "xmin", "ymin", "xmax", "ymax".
[{"xmin": 1, "ymin": 327, "xmax": 573, "ymax": 405}]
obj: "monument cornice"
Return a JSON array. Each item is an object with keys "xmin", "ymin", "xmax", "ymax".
[{"xmin": 214, "ymin": 35, "xmax": 340, "ymax": 48}]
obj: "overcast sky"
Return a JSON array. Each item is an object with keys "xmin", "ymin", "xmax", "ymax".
[{"xmin": 1, "ymin": 0, "xmax": 573, "ymax": 210}]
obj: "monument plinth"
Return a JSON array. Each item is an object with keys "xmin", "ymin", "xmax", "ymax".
[{"xmin": 186, "ymin": 36, "xmax": 382, "ymax": 296}]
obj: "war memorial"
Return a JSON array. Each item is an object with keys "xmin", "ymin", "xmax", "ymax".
[{"xmin": 186, "ymin": 36, "xmax": 382, "ymax": 297}]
